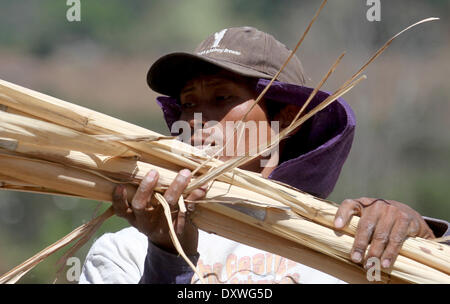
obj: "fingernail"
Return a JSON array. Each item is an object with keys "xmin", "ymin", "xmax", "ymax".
[
  {"xmin": 382, "ymin": 259, "xmax": 391, "ymax": 268},
  {"xmin": 200, "ymin": 183, "xmax": 210, "ymax": 192},
  {"xmin": 364, "ymin": 260, "xmax": 375, "ymax": 270},
  {"xmin": 180, "ymin": 169, "xmax": 191, "ymax": 178},
  {"xmin": 187, "ymin": 203, "xmax": 196, "ymax": 212},
  {"xmin": 146, "ymin": 170, "xmax": 157, "ymax": 182},
  {"xmin": 352, "ymin": 252, "xmax": 362, "ymax": 263},
  {"xmin": 334, "ymin": 217, "xmax": 344, "ymax": 228}
]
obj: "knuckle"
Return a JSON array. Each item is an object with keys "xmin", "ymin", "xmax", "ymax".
[
  {"xmin": 170, "ymin": 181, "xmax": 184, "ymax": 194},
  {"xmin": 389, "ymin": 234, "xmax": 405, "ymax": 246},
  {"xmin": 138, "ymin": 180, "xmax": 152, "ymax": 193},
  {"xmin": 341, "ymin": 199, "xmax": 355, "ymax": 206},
  {"xmin": 408, "ymin": 221, "xmax": 420, "ymax": 236},
  {"xmin": 136, "ymin": 184, "xmax": 152, "ymax": 198},
  {"xmin": 382, "ymin": 248, "xmax": 394, "ymax": 258},
  {"xmin": 374, "ymin": 200, "xmax": 384, "ymax": 207},
  {"xmin": 373, "ymin": 200, "xmax": 386, "ymax": 210},
  {"xmin": 385, "ymin": 204, "xmax": 396, "ymax": 213},
  {"xmin": 132, "ymin": 201, "xmax": 145, "ymax": 212},
  {"xmin": 366, "ymin": 250, "xmax": 382, "ymax": 261},
  {"xmin": 385, "ymin": 205, "xmax": 399, "ymax": 217},
  {"xmin": 354, "ymin": 238, "xmax": 368, "ymax": 251},
  {"xmin": 372, "ymin": 232, "xmax": 389, "ymax": 244},
  {"xmin": 164, "ymin": 193, "xmax": 175, "ymax": 205},
  {"xmin": 398, "ymin": 210, "xmax": 410, "ymax": 220},
  {"xmin": 132, "ymin": 193, "xmax": 146, "ymax": 208},
  {"xmin": 397, "ymin": 211, "xmax": 412, "ymax": 224},
  {"xmin": 361, "ymin": 220, "xmax": 376, "ymax": 235}
]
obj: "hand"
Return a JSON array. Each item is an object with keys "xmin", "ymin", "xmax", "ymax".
[
  {"xmin": 111, "ymin": 169, "xmax": 207, "ymax": 256},
  {"xmin": 334, "ymin": 197, "xmax": 435, "ymax": 269}
]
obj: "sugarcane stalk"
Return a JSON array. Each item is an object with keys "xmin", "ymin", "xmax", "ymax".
[{"xmin": 0, "ymin": 111, "xmax": 139, "ymax": 158}]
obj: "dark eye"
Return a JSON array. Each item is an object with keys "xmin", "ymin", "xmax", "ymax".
[
  {"xmin": 215, "ymin": 95, "xmax": 232, "ymax": 102},
  {"xmin": 181, "ymin": 102, "xmax": 196, "ymax": 109}
]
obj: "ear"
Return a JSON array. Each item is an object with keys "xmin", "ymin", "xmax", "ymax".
[{"xmin": 273, "ymin": 104, "xmax": 302, "ymax": 128}]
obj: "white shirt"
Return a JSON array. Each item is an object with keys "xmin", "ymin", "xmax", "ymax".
[{"xmin": 79, "ymin": 226, "xmax": 346, "ymax": 284}]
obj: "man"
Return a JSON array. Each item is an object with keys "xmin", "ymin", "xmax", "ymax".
[{"xmin": 80, "ymin": 27, "xmax": 448, "ymax": 284}]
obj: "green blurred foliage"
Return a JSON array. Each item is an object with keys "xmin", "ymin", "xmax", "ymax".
[{"xmin": 0, "ymin": 0, "xmax": 448, "ymax": 283}]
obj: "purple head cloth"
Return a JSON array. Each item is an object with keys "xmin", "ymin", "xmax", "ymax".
[
  {"xmin": 155, "ymin": 96, "xmax": 182, "ymax": 131},
  {"xmin": 155, "ymin": 79, "xmax": 356, "ymax": 198}
]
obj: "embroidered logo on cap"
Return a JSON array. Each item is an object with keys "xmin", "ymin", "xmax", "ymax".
[
  {"xmin": 197, "ymin": 28, "xmax": 241, "ymax": 56},
  {"xmin": 212, "ymin": 29, "xmax": 227, "ymax": 48}
]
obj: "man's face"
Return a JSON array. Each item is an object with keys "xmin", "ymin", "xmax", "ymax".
[{"xmin": 178, "ymin": 72, "xmax": 277, "ymax": 172}]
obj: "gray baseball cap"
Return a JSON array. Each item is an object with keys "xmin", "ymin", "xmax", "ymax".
[{"xmin": 147, "ymin": 26, "xmax": 306, "ymax": 97}]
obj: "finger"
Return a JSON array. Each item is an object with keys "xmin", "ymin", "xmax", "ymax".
[
  {"xmin": 186, "ymin": 187, "xmax": 207, "ymax": 202},
  {"xmin": 407, "ymin": 216, "xmax": 420, "ymax": 237},
  {"xmin": 365, "ymin": 205, "xmax": 396, "ymax": 266},
  {"xmin": 380, "ymin": 213, "xmax": 410, "ymax": 268},
  {"xmin": 173, "ymin": 179, "xmax": 206, "ymax": 234},
  {"xmin": 184, "ymin": 186, "xmax": 208, "ymax": 214},
  {"xmin": 419, "ymin": 223, "xmax": 435, "ymax": 239},
  {"xmin": 351, "ymin": 203, "xmax": 383, "ymax": 264},
  {"xmin": 112, "ymin": 185, "xmax": 129, "ymax": 217},
  {"xmin": 175, "ymin": 198, "xmax": 188, "ymax": 235},
  {"xmin": 164, "ymin": 169, "xmax": 192, "ymax": 208},
  {"xmin": 131, "ymin": 170, "xmax": 159, "ymax": 223},
  {"xmin": 132, "ymin": 170, "xmax": 158, "ymax": 210},
  {"xmin": 335, "ymin": 199, "xmax": 361, "ymax": 229},
  {"xmin": 112, "ymin": 185, "xmax": 135, "ymax": 224}
]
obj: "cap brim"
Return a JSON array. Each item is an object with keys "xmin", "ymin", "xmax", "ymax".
[{"xmin": 147, "ymin": 52, "xmax": 272, "ymax": 97}]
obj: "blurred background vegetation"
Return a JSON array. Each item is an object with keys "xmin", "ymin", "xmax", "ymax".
[{"xmin": 0, "ymin": 0, "xmax": 448, "ymax": 283}]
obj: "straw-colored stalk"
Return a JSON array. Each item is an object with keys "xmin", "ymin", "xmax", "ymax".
[{"xmin": 0, "ymin": 111, "xmax": 139, "ymax": 158}]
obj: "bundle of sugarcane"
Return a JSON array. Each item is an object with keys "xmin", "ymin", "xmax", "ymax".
[{"xmin": 0, "ymin": 5, "xmax": 448, "ymax": 283}]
